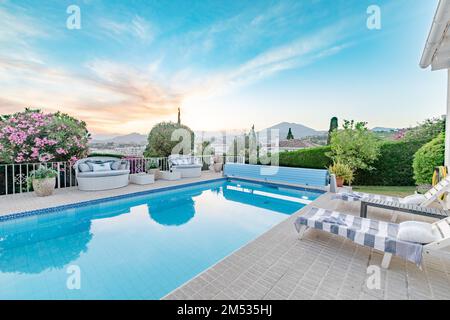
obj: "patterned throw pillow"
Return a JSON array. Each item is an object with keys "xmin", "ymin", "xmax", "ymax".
[
  {"xmin": 91, "ymin": 162, "xmax": 111, "ymax": 172},
  {"xmin": 118, "ymin": 161, "xmax": 128, "ymax": 170},
  {"xmin": 111, "ymin": 161, "xmax": 121, "ymax": 170}
]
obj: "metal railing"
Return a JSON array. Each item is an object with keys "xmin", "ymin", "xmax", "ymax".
[{"xmin": 0, "ymin": 155, "xmax": 244, "ymax": 196}]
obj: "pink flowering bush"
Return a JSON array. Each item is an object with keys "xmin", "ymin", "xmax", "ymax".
[{"xmin": 0, "ymin": 109, "xmax": 90, "ymax": 164}]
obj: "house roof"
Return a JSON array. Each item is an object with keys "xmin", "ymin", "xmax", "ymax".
[
  {"xmin": 279, "ymin": 139, "xmax": 317, "ymax": 149},
  {"xmin": 420, "ymin": 0, "xmax": 450, "ymax": 70}
]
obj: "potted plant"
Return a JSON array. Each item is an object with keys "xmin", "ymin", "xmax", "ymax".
[
  {"xmin": 27, "ymin": 166, "xmax": 58, "ymax": 197},
  {"xmin": 328, "ymin": 162, "xmax": 353, "ymax": 187},
  {"xmin": 146, "ymin": 159, "xmax": 160, "ymax": 178}
]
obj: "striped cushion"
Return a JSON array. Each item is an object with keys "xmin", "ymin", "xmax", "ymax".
[
  {"xmin": 333, "ymin": 192, "xmax": 400, "ymax": 203},
  {"xmin": 294, "ymin": 207, "xmax": 423, "ymax": 266}
]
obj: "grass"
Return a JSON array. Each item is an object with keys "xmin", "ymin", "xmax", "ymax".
[{"xmin": 352, "ymin": 185, "xmax": 417, "ymax": 197}]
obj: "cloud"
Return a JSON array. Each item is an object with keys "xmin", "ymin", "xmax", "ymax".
[
  {"xmin": 0, "ymin": 6, "xmax": 47, "ymax": 42},
  {"xmin": 185, "ymin": 23, "xmax": 350, "ymax": 99},
  {"xmin": 0, "ymin": 57, "xmax": 183, "ymax": 133},
  {"xmin": 98, "ymin": 15, "xmax": 154, "ymax": 43},
  {"xmin": 0, "ymin": 5, "xmax": 50, "ymax": 63},
  {"xmin": 0, "ymin": 2, "xmax": 354, "ymax": 134}
]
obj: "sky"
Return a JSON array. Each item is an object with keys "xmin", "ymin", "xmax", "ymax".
[{"xmin": 0, "ymin": 0, "xmax": 447, "ymax": 135}]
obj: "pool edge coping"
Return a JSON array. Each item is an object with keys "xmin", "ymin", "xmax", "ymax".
[
  {"xmin": 0, "ymin": 177, "xmax": 325, "ymax": 222},
  {"xmin": 0, "ymin": 177, "xmax": 226, "ymax": 221}
]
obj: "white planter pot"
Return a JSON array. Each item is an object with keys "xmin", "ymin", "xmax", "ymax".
[
  {"xmin": 147, "ymin": 168, "xmax": 160, "ymax": 179},
  {"xmin": 32, "ymin": 177, "xmax": 56, "ymax": 197},
  {"xmin": 213, "ymin": 163, "xmax": 223, "ymax": 173}
]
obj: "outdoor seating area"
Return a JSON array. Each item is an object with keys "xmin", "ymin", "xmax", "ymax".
[
  {"xmin": 75, "ymin": 157, "xmax": 130, "ymax": 191},
  {"xmin": 168, "ymin": 154, "xmax": 203, "ymax": 178},
  {"xmin": 295, "ymin": 207, "xmax": 450, "ymax": 269},
  {"xmin": 72, "ymin": 155, "xmax": 212, "ymax": 191}
]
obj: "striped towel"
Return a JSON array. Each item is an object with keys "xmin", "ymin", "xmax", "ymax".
[
  {"xmin": 294, "ymin": 207, "xmax": 423, "ymax": 266},
  {"xmin": 332, "ymin": 191, "xmax": 401, "ymax": 203}
]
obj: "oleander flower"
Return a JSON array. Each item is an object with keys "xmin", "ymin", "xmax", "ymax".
[{"xmin": 0, "ymin": 109, "xmax": 91, "ymax": 164}]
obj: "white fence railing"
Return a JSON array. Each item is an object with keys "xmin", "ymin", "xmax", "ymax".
[{"xmin": 0, "ymin": 155, "xmax": 245, "ymax": 196}]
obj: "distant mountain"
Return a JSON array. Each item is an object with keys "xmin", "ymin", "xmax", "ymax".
[
  {"xmin": 259, "ymin": 122, "xmax": 324, "ymax": 139},
  {"xmin": 91, "ymin": 133, "xmax": 147, "ymax": 145},
  {"xmin": 112, "ymin": 133, "xmax": 147, "ymax": 144}
]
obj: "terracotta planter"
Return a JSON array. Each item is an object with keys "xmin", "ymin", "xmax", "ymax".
[
  {"xmin": 336, "ymin": 176, "xmax": 344, "ymax": 187},
  {"xmin": 32, "ymin": 177, "xmax": 56, "ymax": 197}
]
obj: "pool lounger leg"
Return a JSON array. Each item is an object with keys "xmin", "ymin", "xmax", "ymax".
[
  {"xmin": 381, "ymin": 253, "xmax": 393, "ymax": 269},
  {"xmin": 298, "ymin": 225, "xmax": 309, "ymax": 240}
]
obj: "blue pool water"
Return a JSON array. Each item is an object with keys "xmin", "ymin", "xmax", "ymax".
[{"xmin": 0, "ymin": 179, "xmax": 322, "ymax": 299}]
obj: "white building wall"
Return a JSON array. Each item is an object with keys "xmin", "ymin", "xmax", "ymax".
[{"xmin": 446, "ymin": 69, "xmax": 450, "ymax": 166}]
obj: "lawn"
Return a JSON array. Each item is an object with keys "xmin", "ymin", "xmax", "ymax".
[{"xmin": 352, "ymin": 186, "xmax": 417, "ymax": 197}]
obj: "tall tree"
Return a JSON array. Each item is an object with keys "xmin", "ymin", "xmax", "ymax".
[
  {"xmin": 177, "ymin": 107, "xmax": 181, "ymax": 125},
  {"xmin": 327, "ymin": 117, "xmax": 338, "ymax": 145},
  {"xmin": 286, "ymin": 128, "xmax": 294, "ymax": 140},
  {"xmin": 144, "ymin": 121, "xmax": 194, "ymax": 157}
]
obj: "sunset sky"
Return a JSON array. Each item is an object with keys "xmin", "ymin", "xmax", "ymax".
[{"xmin": 0, "ymin": 0, "xmax": 447, "ymax": 135}]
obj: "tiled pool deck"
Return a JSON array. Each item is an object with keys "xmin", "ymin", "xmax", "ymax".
[
  {"xmin": 1, "ymin": 173, "xmax": 450, "ymax": 300},
  {"xmin": 164, "ymin": 192, "xmax": 450, "ymax": 300}
]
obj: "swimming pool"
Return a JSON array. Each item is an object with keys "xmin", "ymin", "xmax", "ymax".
[{"xmin": 0, "ymin": 179, "xmax": 323, "ymax": 299}]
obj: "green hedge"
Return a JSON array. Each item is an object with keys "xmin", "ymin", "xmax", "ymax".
[
  {"xmin": 278, "ymin": 146, "xmax": 332, "ymax": 169},
  {"xmin": 413, "ymin": 133, "xmax": 445, "ymax": 184},
  {"xmin": 353, "ymin": 140, "xmax": 424, "ymax": 186},
  {"xmin": 87, "ymin": 152, "xmax": 124, "ymax": 159},
  {"xmin": 272, "ymin": 140, "xmax": 425, "ymax": 186}
]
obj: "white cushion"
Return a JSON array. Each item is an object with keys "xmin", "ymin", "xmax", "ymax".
[
  {"xmin": 91, "ymin": 162, "xmax": 111, "ymax": 172},
  {"xmin": 110, "ymin": 161, "xmax": 121, "ymax": 170},
  {"xmin": 77, "ymin": 169, "xmax": 129, "ymax": 178},
  {"xmin": 400, "ymin": 194, "xmax": 426, "ymax": 205},
  {"xmin": 78, "ymin": 163, "xmax": 91, "ymax": 173},
  {"xmin": 397, "ymin": 221, "xmax": 439, "ymax": 244}
]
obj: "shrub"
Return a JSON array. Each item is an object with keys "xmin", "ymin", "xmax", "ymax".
[
  {"xmin": 278, "ymin": 146, "xmax": 332, "ymax": 169},
  {"xmin": 0, "ymin": 109, "xmax": 90, "ymax": 164},
  {"xmin": 328, "ymin": 120, "xmax": 380, "ymax": 171},
  {"xmin": 413, "ymin": 133, "xmax": 445, "ymax": 185},
  {"xmin": 146, "ymin": 159, "xmax": 159, "ymax": 170},
  {"xmin": 144, "ymin": 122, "xmax": 194, "ymax": 157},
  {"xmin": 403, "ymin": 117, "xmax": 445, "ymax": 144},
  {"xmin": 329, "ymin": 162, "xmax": 353, "ymax": 184},
  {"xmin": 354, "ymin": 140, "xmax": 424, "ymax": 186}
]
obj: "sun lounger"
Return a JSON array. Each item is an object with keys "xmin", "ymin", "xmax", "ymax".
[
  {"xmin": 359, "ymin": 198, "xmax": 448, "ymax": 219},
  {"xmin": 294, "ymin": 207, "xmax": 450, "ymax": 268},
  {"xmin": 332, "ymin": 176, "xmax": 450, "ymax": 219}
]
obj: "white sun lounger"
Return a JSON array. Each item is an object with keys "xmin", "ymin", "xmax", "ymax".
[
  {"xmin": 333, "ymin": 175, "xmax": 450, "ymax": 209},
  {"xmin": 295, "ymin": 207, "xmax": 450, "ymax": 269}
]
